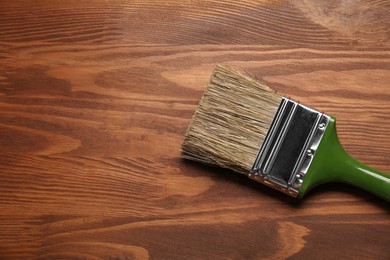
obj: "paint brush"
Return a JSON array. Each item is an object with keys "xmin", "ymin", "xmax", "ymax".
[{"xmin": 182, "ymin": 64, "xmax": 390, "ymax": 201}]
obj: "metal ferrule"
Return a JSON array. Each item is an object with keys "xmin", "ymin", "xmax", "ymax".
[{"xmin": 249, "ymin": 97, "xmax": 330, "ymax": 197}]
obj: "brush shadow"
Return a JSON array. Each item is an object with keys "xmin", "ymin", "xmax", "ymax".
[
  {"xmin": 181, "ymin": 159, "xmax": 390, "ymax": 211},
  {"xmin": 302, "ymin": 182, "xmax": 390, "ymax": 210},
  {"xmin": 181, "ymin": 159, "xmax": 298, "ymax": 205}
]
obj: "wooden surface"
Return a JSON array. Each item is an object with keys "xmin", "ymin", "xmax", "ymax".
[{"xmin": 0, "ymin": 0, "xmax": 389, "ymax": 259}]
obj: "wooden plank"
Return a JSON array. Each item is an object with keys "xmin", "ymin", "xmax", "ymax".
[{"xmin": 0, "ymin": 0, "xmax": 389, "ymax": 259}]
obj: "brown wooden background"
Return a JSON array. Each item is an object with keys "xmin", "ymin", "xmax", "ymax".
[{"xmin": 0, "ymin": 0, "xmax": 389, "ymax": 259}]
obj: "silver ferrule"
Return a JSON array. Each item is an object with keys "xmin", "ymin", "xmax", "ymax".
[{"xmin": 249, "ymin": 97, "xmax": 330, "ymax": 197}]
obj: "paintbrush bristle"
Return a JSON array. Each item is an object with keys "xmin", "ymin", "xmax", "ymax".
[{"xmin": 182, "ymin": 64, "xmax": 282, "ymax": 174}]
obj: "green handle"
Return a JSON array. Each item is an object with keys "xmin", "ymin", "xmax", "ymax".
[{"xmin": 300, "ymin": 117, "xmax": 390, "ymax": 201}]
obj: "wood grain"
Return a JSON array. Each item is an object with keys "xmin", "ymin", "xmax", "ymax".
[{"xmin": 0, "ymin": 0, "xmax": 389, "ymax": 259}]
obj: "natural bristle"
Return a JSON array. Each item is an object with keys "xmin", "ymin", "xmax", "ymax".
[{"xmin": 182, "ymin": 64, "xmax": 282, "ymax": 174}]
